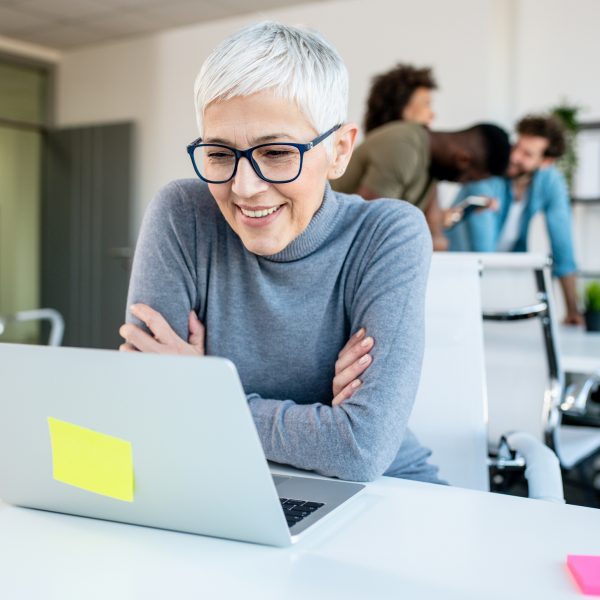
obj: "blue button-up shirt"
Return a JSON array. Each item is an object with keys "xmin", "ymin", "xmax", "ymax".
[{"xmin": 447, "ymin": 166, "xmax": 577, "ymax": 277}]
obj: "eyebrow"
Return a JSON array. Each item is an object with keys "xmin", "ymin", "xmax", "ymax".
[{"xmin": 203, "ymin": 132, "xmax": 297, "ymax": 146}]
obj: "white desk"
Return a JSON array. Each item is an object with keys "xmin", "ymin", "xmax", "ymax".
[
  {"xmin": 1, "ymin": 476, "xmax": 598, "ymax": 599},
  {"xmin": 559, "ymin": 325, "xmax": 600, "ymax": 375}
]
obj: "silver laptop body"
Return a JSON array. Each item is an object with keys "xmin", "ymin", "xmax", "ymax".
[{"xmin": 0, "ymin": 344, "xmax": 364, "ymax": 547}]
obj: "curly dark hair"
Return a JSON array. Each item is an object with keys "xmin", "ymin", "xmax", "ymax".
[
  {"xmin": 516, "ymin": 114, "xmax": 566, "ymax": 158},
  {"xmin": 364, "ymin": 64, "xmax": 437, "ymax": 133}
]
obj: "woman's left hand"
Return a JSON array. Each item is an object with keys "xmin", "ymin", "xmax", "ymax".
[
  {"xmin": 332, "ymin": 328, "xmax": 374, "ymax": 405},
  {"xmin": 119, "ymin": 304, "xmax": 205, "ymax": 355}
]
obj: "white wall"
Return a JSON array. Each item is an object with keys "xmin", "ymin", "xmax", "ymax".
[
  {"xmin": 55, "ymin": 0, "xmax": 509, "ymax": 234},
  {"xmin": 514, "ymin": 0, "xmax": 600, "ymax": 121},
  {"xmin": 515, "ymin": 0, "xmax": 600, "ymax": 283}
]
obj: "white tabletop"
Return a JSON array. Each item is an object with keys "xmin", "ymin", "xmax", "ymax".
[
  {"xmin": 559, "ymin": 325, "xmax": 600, "ymax": 375},
  {"xmin": 1, "ymin": 475, "xmax": 598, "ymax": 599}
]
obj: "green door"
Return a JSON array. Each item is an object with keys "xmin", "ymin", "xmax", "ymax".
[{"xmin": 0, "ymin": 61, "xmax": 46, "ymax": 343}]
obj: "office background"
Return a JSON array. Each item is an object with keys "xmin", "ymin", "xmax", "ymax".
[{"xmin": 1, "ymin": 0, "xmax": 599, "ymax": 334}]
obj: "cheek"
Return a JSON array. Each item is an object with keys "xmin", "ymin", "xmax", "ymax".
[
  {"xmin": 292, "ymin": 165, "xmax": 327, "ymax": 211},
  {"xmin": 208, "ymin": 186, "xmax": 236, "ymax": 220},
  {"xmin": 521, "ymin": 157, "xmax": 534, "ymax": 170},
  {"xmin": 208, "ymin": 184, "xmax": 223, "ymax": 204},
  {"xmin": 276, "ymin": 184, "xmax": 322, "ymax": 231}
]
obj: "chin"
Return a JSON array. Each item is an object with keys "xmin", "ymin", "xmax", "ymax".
[{"xmin": 242, "ymin": 236, "xmax": 288, "ymax": 256}]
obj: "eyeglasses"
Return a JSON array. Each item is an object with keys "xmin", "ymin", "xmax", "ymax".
[{"xmin": 186, "ymin": 124, "xmax": 341, "ymax": 184}]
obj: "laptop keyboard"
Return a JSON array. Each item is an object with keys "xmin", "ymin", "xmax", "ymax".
[{"xmin": 279, "ymin": 498, "xmax": 324, "ymax": 528}]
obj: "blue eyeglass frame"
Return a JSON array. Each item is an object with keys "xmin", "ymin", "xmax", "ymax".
[{"xmin": 186, "ymin": 123, "xmax": 342, "ymax": 184}]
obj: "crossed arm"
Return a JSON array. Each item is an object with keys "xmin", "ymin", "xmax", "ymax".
[{"xmin": 119, "ymin": 304, "xmax": 374, "ymax": 407}]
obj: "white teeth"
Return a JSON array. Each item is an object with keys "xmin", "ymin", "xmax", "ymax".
[{"xmin": 240, "ymin": 205, "xmax": 281, "ymax": 218}]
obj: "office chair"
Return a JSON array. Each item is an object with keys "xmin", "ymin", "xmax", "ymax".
[
  {"xmin": 0, "ymin": 309, "xmax": 65, "ymax": 347},
  {"xmin": 409, "ymin": 254, "xmax": 564, "ymax": 502},
  {"xmin": 472, "ymin": 253, "xmax": 600, "ymax": 497}
]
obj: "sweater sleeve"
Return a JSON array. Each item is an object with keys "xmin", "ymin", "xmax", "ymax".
[
  {"xmin": 248, "ymin": 203, "xmax": 432, "ymax": 481},
  {"xmin": 540, "ymin": 168, "xmax": 577, "ymax": 277},
  {"xmin": 125, "ymin": 181, "xmax": 199, "ymax": 338}
]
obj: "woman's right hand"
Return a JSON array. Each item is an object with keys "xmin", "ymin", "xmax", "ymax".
[
  {"xmin": 119, "ymin": 305, "xmax": 205, "ymax": 356},
  {"xmin": 332, "ymin": 328, "xmax": 374, "ymax": 406}
]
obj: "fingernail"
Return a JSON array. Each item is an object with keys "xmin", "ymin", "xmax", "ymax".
[
  {"xmin": 130, "ymin": 304, "xmax": 139, "ymax": 313},
  {"xmin": 361, "ymin": 336, "xmax": 373, "ymax": 348},
  {"xmin": 352, "ymin": 379, "xmax": 362, "ymax": 388},
  {"xmin": 359, "ymin": 354, "xmax": 370, "ymax": 364},
  {"xmin": 355, "ymin": 328, "xmax": 365, "ymax": 339}
]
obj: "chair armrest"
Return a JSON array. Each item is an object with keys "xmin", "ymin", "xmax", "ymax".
[
  {"xmin": 482, "ymin": 302, "xmax": 548, "ymax": 321},
  {"xmin": 499, "ymin": 432, "xmax": 565, "ymax": 503},
  {"xmin": 1, "ymin": 309, "xmax": 65, "ymax": 346}
]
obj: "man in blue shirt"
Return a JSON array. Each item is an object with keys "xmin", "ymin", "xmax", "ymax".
[{"xmin": 448, "ymin": 115, "xmax": 582, "ymax": 325}]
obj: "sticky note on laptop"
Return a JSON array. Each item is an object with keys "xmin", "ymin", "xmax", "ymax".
[
  {"xmin": 48, "ymin": 417, "xmax": 134, "ymax": 502},
  {"xmin": 567, "ymin": 555, "xmax": 600, "ymax": 595}
]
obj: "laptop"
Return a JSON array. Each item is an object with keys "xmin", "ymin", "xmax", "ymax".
[{"xmin": 0, "ymin": 343, "xmax": 364, "ymax": 547}]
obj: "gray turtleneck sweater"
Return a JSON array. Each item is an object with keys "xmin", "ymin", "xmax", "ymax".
[{"xmin": 126, "ymin": 180, "xmax": 440, "ymax": 483}]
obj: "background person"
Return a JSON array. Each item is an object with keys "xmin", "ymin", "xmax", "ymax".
[
  {"xmin": 363, "ymin": 63, "xmax": 449, "ymax": 248},
  {"xmin": 448, "ymin": 114, "xmax": 582, "ymax": 325}
]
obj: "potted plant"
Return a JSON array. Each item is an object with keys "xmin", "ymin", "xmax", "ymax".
[
  {"xmin": 552, "ymin": 100, "xmax": 582, "ymax": 194},
  {"xmin": 584, "ymin": 281, "xmax": 600, "ymax": 332}
]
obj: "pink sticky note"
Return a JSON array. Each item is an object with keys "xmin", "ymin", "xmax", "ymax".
[{"xmin": 568, "ymin": 555, "xmax": 600, "ymax": 595}]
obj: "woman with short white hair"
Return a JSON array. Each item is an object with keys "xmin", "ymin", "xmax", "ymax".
[{"xmin": 119, "ymin": 21, "xmax": 440, "ymax": 483}]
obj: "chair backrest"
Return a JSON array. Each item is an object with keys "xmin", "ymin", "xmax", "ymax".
[
  {"xmin": 409, "ymin": 254, "xmax": 490, "ymax": 491},
  {"xmin": 465, "ymin": 252, "xmax": 600, "ymax": 471},
  {"xmin": 465, "ymin": 253, "xmax": 563, "ymax": 449},
  {"xmin": 0, "ymin": 309, "xmax": 64, "ymax": 346}
]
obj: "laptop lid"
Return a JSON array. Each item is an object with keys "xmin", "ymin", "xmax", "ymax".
[{"xmin": 0, "ymin": 344, "xmax": 292, "ymax": 547}]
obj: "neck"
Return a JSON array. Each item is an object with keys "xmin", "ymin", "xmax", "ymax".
[
  {"xmin": 428, "ymin": 131, "xmax": 450, "ymax": 164},
  {"xmin": 511, "ymin": 172, "xmax": 533, "ymax": 201},
  {"xmin": 428, "ymin": 131, "xmax": 453, "ymax": 174},
  {"xmin": 512, "ymin": 172, "xmax": 533, "ymax": 187}
]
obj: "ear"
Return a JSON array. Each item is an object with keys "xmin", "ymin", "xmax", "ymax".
[
  {"xmin": 454, "ymin": 147, "xmax": 472, "ymax": 170},
  {"xmin": 327, "ymin": 122, "xmax": 359, "ymax": 180}
]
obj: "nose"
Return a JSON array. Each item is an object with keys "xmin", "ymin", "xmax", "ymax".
[{"xmin": 231, "ymin": 156, "xmax": 269, "ymax": 198}]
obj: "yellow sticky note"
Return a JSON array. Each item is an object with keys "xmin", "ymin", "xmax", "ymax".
[{"xmin": 47, "ymin": 417, "xmax": 134, "ymax": 502}]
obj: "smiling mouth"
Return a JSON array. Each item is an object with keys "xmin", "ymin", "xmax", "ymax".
[{"xmin": 238, "ymin": 205, "xmax": 283, "ymax": 218}]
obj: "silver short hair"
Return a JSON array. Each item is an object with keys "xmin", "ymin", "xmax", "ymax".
[{"xmin": 193, "ymin": 22, "xmax": 348, "ymax": 149}]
